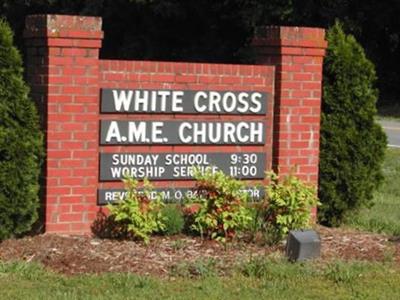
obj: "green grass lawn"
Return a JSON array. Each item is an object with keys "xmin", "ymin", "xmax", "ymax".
[
  {"xmin": 1, "ymin": 259, "xmax": 400, "ymax": 300},
  {"xmin": 346, "ymin": 148, "xmax": 400, "ymax": 235}
]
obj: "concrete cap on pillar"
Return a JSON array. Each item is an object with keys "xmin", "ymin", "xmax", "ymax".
[{"xmin": 24, "ymin": 14, "xmax": 103, "ymax": 39}]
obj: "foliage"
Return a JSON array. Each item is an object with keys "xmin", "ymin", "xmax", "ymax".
[
  {"xmin": 107, "ymin": 177, "xmax": 165, "ymax": 244},
  {"xmin": 318, "ymin": 22, "xmax": 387, "ymax": 226},
  {"xmin": 254, "ymin": 171, "xmax": 318, "ymax": 245},
  {"xmin": 0, "ymin": 19, "xmax": 43, "ymax": 240},
  {"xmin": 288, "ymin": 0, "xmax": 400, "ymax": 106},
  {"xmin": 0, "ymin": 0, "xmax": 256, "ymax": 62},
  {"xmin": 160, "ymin": 204, "xmax": 185, "ymax": 236},
  {"xmin": 187, "ymin": 168, "xmax": 251, "ymax": 243},
  {"xmin": 181, "ymin": 202, "xmax": 201, "ymax": 235},
  {"xmin": 91, "ymin": 210, "xmax": 136, "ymax": 240}
]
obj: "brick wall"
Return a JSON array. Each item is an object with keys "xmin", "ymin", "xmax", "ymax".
[
  {"xmin": 252, "ymin": 26, "xmax": 327, "ymax": 184},
  {"xmin": 24, "ymin": 15, "xmax": 326, "ymax": 234},
  {"xmin": 25, "ymin": 15, "xmax": 103, "ymax": 233}
]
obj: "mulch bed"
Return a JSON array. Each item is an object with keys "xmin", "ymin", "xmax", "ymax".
[{"xmin": 1, "ymin": 226, "xmax": 399, "ymax": 277}]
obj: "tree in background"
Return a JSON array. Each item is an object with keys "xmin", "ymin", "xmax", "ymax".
[
  {"xmin": 318, "ymin": 22, "xmax": 387, "ymax": 226},
  {"xmin": 0, "ymin": 19, "xmax": 43, "ymax": 240},
  {"xmin": 286, "ymin": 0, "xmax": 400, "ymax": 107}
]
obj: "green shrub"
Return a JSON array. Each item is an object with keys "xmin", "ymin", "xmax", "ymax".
[
  {"xmin": 187, "ymin": 168, "xmax": 251, "ymax": 243},
  {"xmin": 318, "ymin": 22, "xmax": 387, "ymax": 226},
  {"xmin": 255, "ymin": 171, "xmax": 318, "ymax": 245},
  {"xmin": 161, "ymin": 204, "xmax": 185, "ymax": 235},
  {"xmin": 0, "ymin": 19, "xmax": 43, "ymax": 240},
  {"xmin": 181, "ymin": 202, "xmax": 202, "ymax": 235},
  {"xmin": 107, "ymin": 177, "xmax": 166, "ymax": 244}
]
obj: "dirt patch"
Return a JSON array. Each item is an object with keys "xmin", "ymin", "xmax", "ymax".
[
  {"xmin": 0, "ymin": 226, "xmax": 398, "ymax": 276},
  {"xmin": 319, "ymin": 226, "xmax": 393, "ymax": 262}
]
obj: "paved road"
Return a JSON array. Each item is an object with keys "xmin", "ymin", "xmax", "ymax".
[{"xmin": 379, "ymin": 120, "xmax": 400, "ymax": 148}]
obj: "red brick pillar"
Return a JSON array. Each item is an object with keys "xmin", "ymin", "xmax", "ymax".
[
  {"xmin": 24, "ymin": 15, "xmax": 103, "ymax": 233},
  {"xmin": 252, "ymin": 26, "xmax": 327, "ymax": 185}
]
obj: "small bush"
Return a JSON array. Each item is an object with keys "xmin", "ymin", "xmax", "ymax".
[
  {"xmin": 91, "ymin": 211, "xmax": 130, "ymax": 240},
  {"xmin": 186, "ymin": 168, "xmax": 251, "ymax": 243},
  {"xmin": 318, "ymin": 22, "xmax": 387, "ymax": 226},
  {"xmin": 107, "ymin": 177, "xmax": 166, "ymax": 244},
  {"xmin": 181, "ymin": 202, "xmax": 202, "ymax": 235},
  {"xmin": 161, "ymin": 204, "xmax": 185, "ymax": 235},
  {"xmin": 0, "ymin": 19, "xmax": 43, "ymax": 240},
  {"xmin": 255, "ymin": 171, "xmax": 318, "ymax": 245}
]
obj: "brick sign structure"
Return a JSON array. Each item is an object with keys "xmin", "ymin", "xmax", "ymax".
[{"xmin": 24, "ymin": 15, "xmax": 327, "ymax": 234}]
